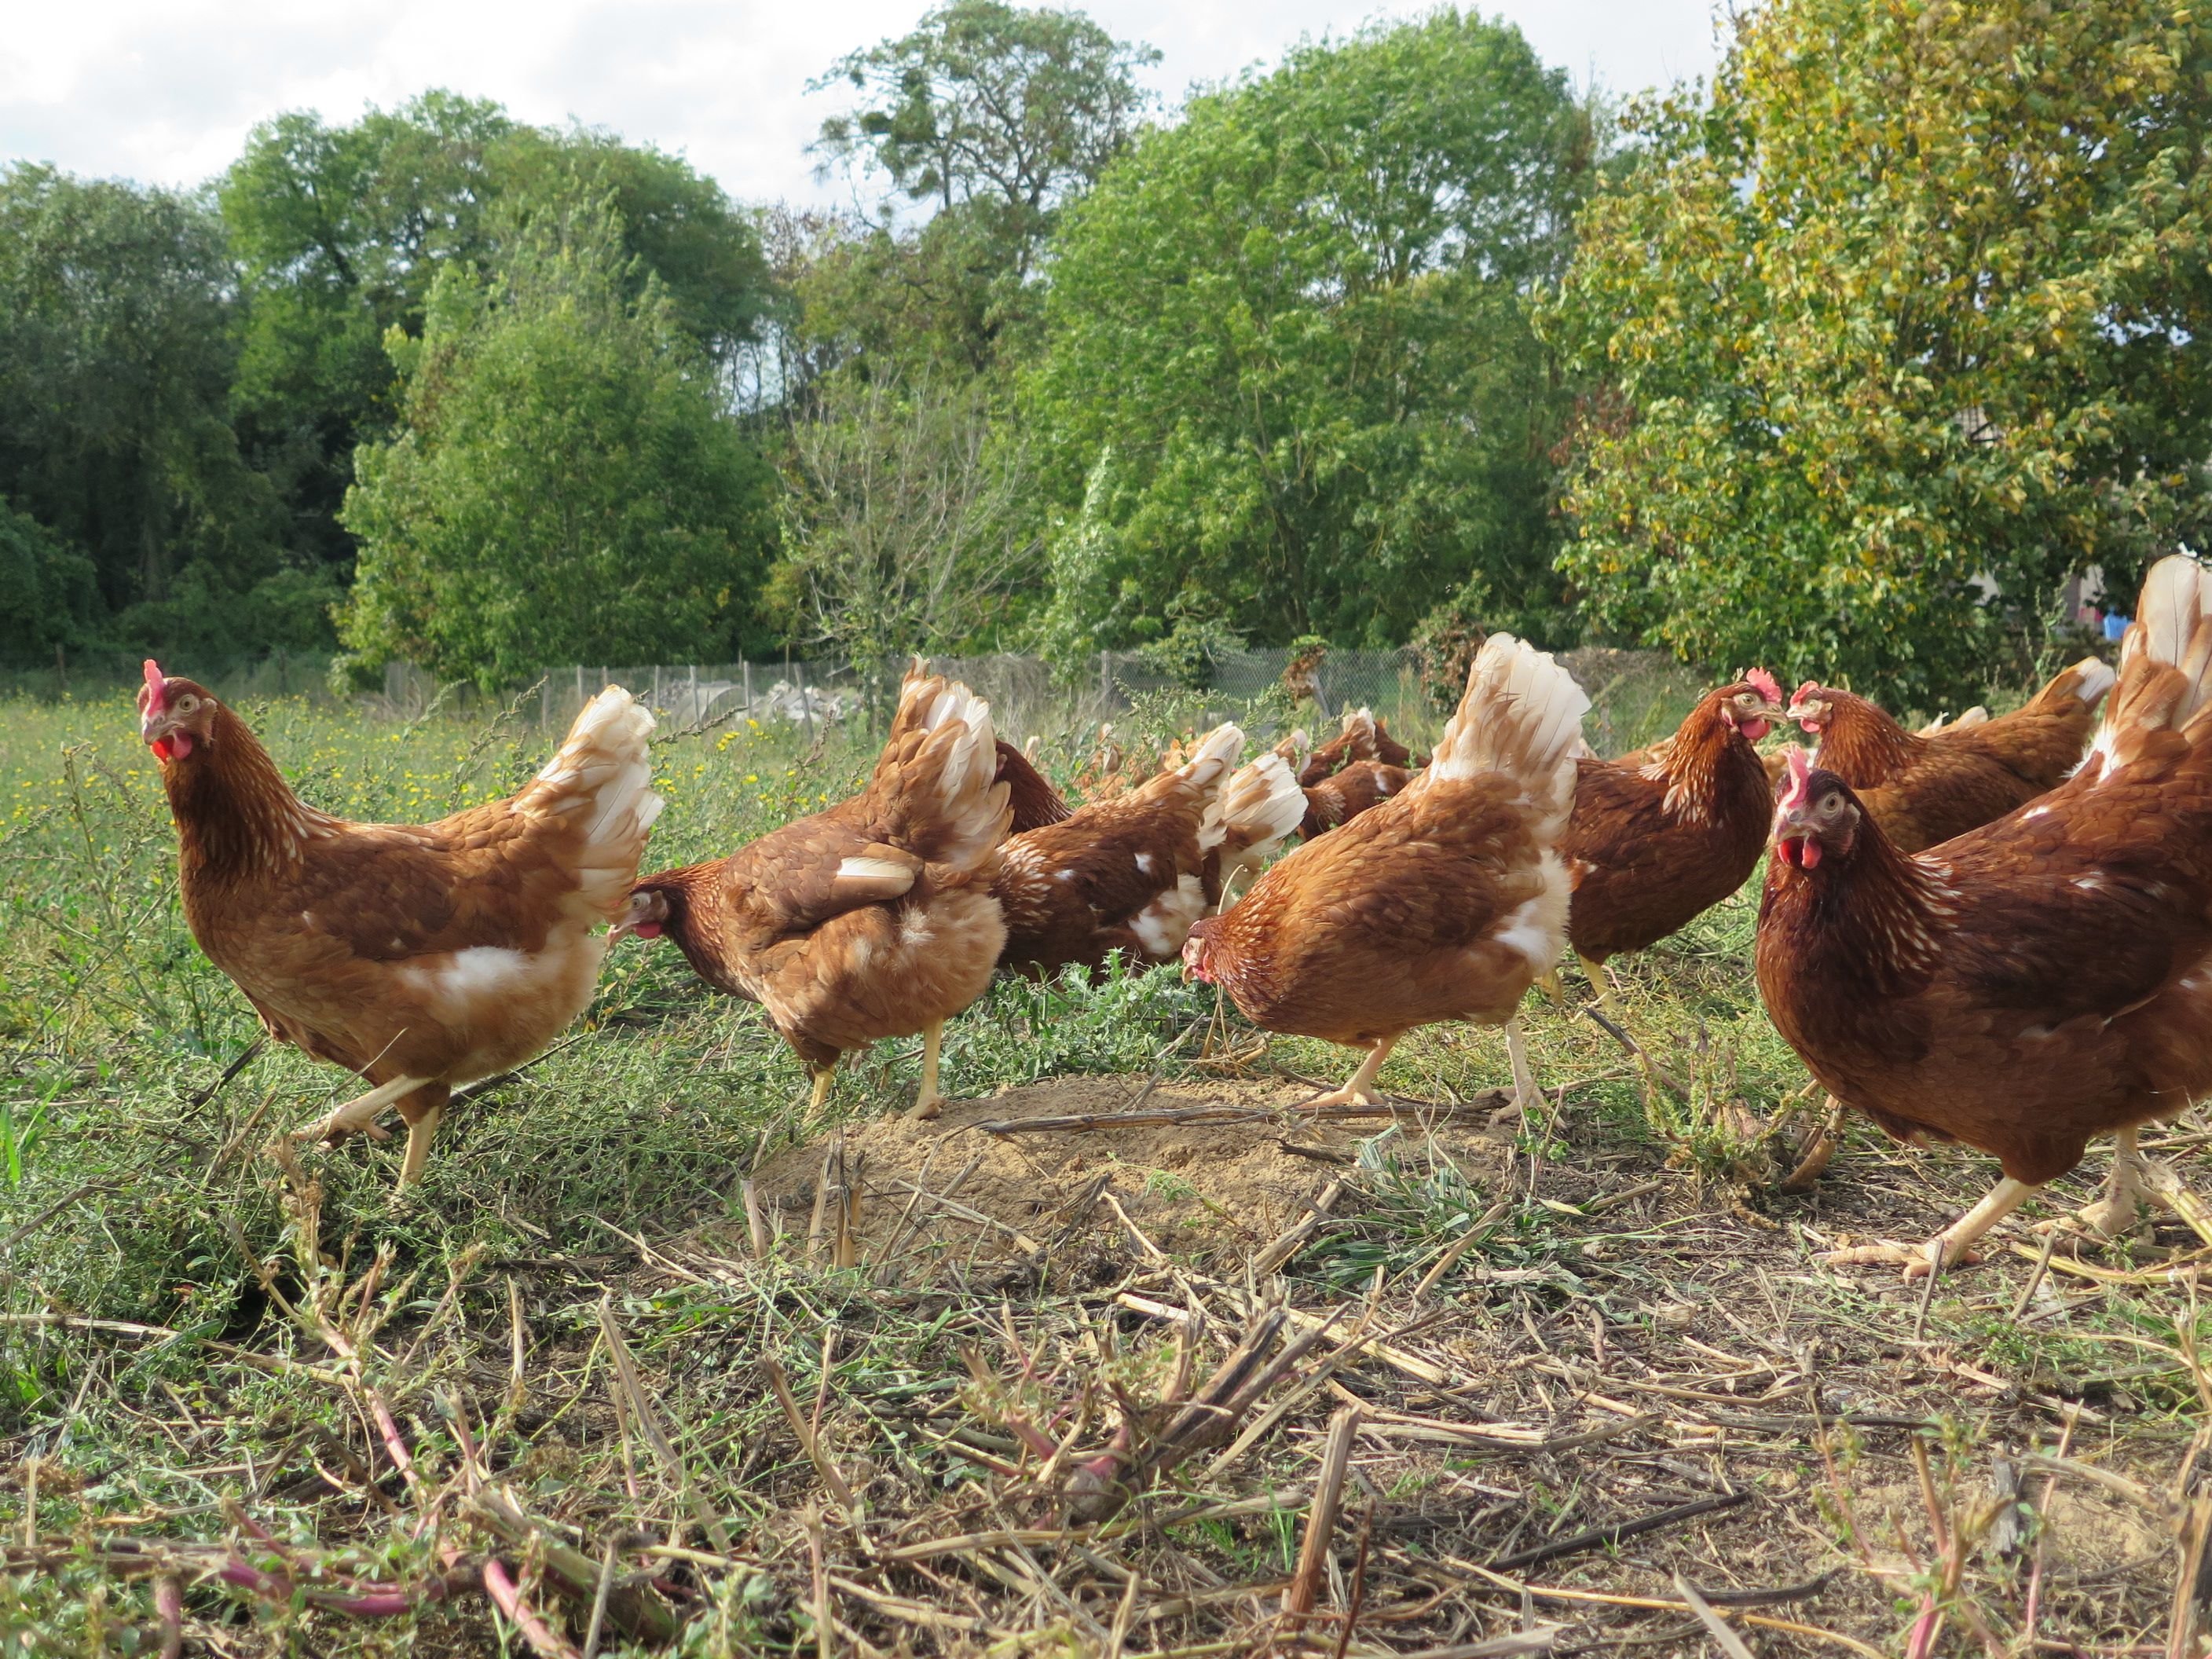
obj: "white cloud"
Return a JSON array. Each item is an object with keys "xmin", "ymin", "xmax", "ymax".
[{"xmin": 0, "ymin": 0, "xmax": 1722, "ymax": 202}]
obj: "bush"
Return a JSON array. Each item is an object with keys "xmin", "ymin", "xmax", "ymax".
[{"xmin": 337, "ymin": 199, "xmax": 778, "ymax": 689}]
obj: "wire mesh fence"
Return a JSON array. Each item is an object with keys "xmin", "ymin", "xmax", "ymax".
[
  {"xmin": 2, "ymin": 640, "xmax": 1705, "ymax": 759},
  {"xmin": 490, "ymin": 645, "xmax": 1705, "ymax": 756},
  {"xmin": 482, "ymin": 648, "xmax": 1441, "ymax": 745}
]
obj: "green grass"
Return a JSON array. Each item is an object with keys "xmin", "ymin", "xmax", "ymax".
[{"xmin": 2, "ymin": 674, "xmax": 2206, "ymax": 1657}]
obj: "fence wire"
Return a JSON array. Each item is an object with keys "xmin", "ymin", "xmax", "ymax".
[{"xmin": 457, "ymin": 645, "xmax": 1702, "ymax": 757}]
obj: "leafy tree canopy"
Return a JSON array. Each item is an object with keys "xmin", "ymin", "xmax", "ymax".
[
  {"xmin": 0, "ymin": 164, "xmax": 302, "ymax": 656},
  {"xmin": 221, "ymin": 93, "xmax": 772, "ymax": 578},
  {"xmin": 0, "ymin": 496, "xmax": 99, "ymax": 667},
  {"xmin": 336, "ymin": 200, "xmax": 778, "ymax": 689},
  {"xmin": 1545, "ymin": 0, "xmax": 2212, "ymax": 705},
  {"xmin": 1022, "ymin": 10, "xmax": 1593, "ymax": 661},
  {"xmin": 807, "ymin": 0, "xmax": 1159, "ymax": 372}
]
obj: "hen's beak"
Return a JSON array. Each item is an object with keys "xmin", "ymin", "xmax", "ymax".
[
  {"xmin": 610, "ymin": 893, "xmax": 667, "ymax": 943},
  {"xmin": 1737, "ymin": 701, "xmax": 1785, "ymax": 742},
  {"xmin": 1771, "ymin": 812, "xmax": 1822, "ymax": 870},
  {"xmin": 140, "ymin": 710, "xmax": 191, "ymax": 761}
]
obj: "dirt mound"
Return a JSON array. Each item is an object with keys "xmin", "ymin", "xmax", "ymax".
[{"xmin": 723, "ymin": 1074, "xmax": 1518, "ymax": 1276}]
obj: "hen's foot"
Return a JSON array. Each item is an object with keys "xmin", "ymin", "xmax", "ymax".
[
  {"xmin": 1820, "ymin": 1239, "xmax": 1983, "ymax": 1280},
  {"xmin": 906, "ymin": 1092, "xmax": 945, "ymax": 1121},
  {"xmin": 2036, "ymin": 1196, "xmax": 2145, "ymax": 1241},
  {"xmin": 1823, "ymin": 1177, "xmax": 2038, "ymax": 1280},
  {"xmin": 292, "ymin": 1074, "xmax": 428, "ymax": 1144},
  {"xmin": 1295, "ymin": 1083, "xmax": 1383, "ymax": 1111},
  {"xmin": 1298, "ymin": 1036, "xmax": 1399, "ymax": 1112},
  {"xmin": 2036, "ymin": 1130, "xmax": 2155, "ymax": 1243}
]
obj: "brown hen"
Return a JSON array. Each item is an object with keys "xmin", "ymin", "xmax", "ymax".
[
  {"xmin": 1788, "ymin": 658, "xmax": 2114, "ymax": 852},
  {"xmin": 1562, "ymin": 670, "xmax": 1785, "ymax": 992},
  {"xmin": 995, "ymin": 725, "xmax": 1297, "ymax": 977},
  {"xmin": 620, "ymin": 674, "xmax": 1009, "ymax": 1119},
  {"xmin": 1183, "ymin": 635, "xmax": 1589, "ymax": 1111},
  {"xmin": 1758, "ymin": 558, "xmax": 2212, "ymax": 1275},
  {"xmin": 1296, "ymin": 707, "xmax": 1416, "ymax": 786},
  {"xmin": 140, "ymin": 664, "xmax": 661, "ymax": 1187}
]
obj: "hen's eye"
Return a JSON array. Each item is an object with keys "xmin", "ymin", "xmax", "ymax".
[{"xmin": 174, "ymin": 694, "xmax": 200, "ymax": 715}]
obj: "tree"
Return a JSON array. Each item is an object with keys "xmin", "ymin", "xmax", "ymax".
[
  {"xmin": 770, "ymin": 372, "xmax": 1036, "ymax": 668},
  {"xmin": 1022, "ymin": 11, "xmax": 1592, "ymax": 660},
  {"xmin": 1546, "ymin": 0, "xmax": 2212, "ymax": 705},
  {"xmin": 222, "ymin": 93, "xmax": 772, "ymax": 584},
  {"xmin": 336, "ymin": 201, "xmax": 777, "ymax": 689},
  {"xmin": 0, "ymin": 497, "xmax": 97, "ymax": 667},
  {"xmin": 0, "ymin": 164, "xmax": 297, "ymax": 655},
  {"xmin": 808, "ymin": 0, "xmax": 1158, "ymax": 372}
]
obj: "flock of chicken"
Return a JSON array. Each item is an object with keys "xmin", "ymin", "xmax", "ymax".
[{"xmin": 133, "ymin": 554, "xmax": 2212, "ymax": 1278}]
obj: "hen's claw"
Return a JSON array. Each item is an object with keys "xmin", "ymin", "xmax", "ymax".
[
  {"xmin": 291, "ymin": 1073, "xmax": 429, "ymax": 1145},
  {"xmin": 1819, "ymin": 1239, "xmax": 1983, "ymax": 1280},
  {"xmin": 1296, "ymin": 1083, "xmax": 1382, "ymax": 1111},
  {"xmin": 1298, "ymin": 1035, "xmax": 1398, "ymax": 1113}
]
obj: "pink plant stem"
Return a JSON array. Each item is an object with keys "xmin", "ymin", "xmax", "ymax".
[
  {"xmin": 484, "ymin": 1557, "xmax": 584, "ymax": 1659},
  {"xmin": 154, "ymin": 1575, "xmax": 182, "ymax": 1659},
  {"xmin": 1905, "ymin": 1595, "xmax": 1942, "ymax": 1659}
]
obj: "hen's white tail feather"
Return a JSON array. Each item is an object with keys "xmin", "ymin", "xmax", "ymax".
[
  {"xmin": 529, "ymin": 687, "xmax": 662, "ymax": 917},
  {"xmin": 2093, "ymin": 556, "xmax": 2212, "ymax": 778},
  {"xmin": 2064, "ymin": 657, "xmax": 2117, "ymax": 708},
  {"xmin": 896, "ymin": 674, "xmax": 1009, "ymax": 871},
  {"xmin": 1420, "ymin": 635, "xmax": 1589, "ymax": 828},
  {"xmin": 1156, "ymin": 723, "xmax": 1246, "ymax": 852},
  {"xmin": 1210, "ymin": 752, "xmax": 1306, "ymax": 862}
]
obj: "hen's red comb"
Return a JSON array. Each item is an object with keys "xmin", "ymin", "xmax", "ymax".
[
  {"xmin": 1778, "ymin": 745, "xmax": 1814, "ymax": 811},
  {"xmin": 1746, "ymin": 667, "xmax": 1782, "ymax": 704},
  {"xmin": 1791, "ymin": 679, "xmax": 1822, "ymax": 704},
  {"xmin": 142, "ymin": 660, "xmax": 167, "ymax": 715}
]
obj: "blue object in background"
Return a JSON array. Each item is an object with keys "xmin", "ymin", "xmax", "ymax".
[{"xmin": 2104, "ymin": 611, "xmax": 2130, "ymax": 642}]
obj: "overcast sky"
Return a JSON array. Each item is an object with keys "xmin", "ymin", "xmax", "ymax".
[{"xmin": 1, "ymin": 1, "xmax": 1724, "ymax": 207}]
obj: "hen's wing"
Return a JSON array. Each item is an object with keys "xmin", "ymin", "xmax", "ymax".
[{"xmin": 1559, "ymin": 758, "xmax": 1682, "ymax": 886}]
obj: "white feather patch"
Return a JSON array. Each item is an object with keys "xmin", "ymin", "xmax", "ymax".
[{"xmin": 837, "ymin": 856, "xmax": 915, "ymax": 885}]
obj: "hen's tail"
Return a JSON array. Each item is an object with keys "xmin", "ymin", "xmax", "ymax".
[
  {"xmin": 2095, "ymin": 556, "xmax": 2212, "ymax": 776},
  {"xmin": 526, "ymin": 687, "xmax": 665, "ymax": 918},
  {"xmin": 1206, "ymin": 750, "xmax": 1307, "ymax": 910},
  {"xmin": 995, "ymin": 738, "xmax": 1071, "ymax": 833},
  {"xmin": 1137, "ymin": 723, "xmax": 1244, "ymax": 843},
  {"xmin": 1214, "ymin": 749, "xmax": 1307, "ymax": 854},
  {"xmin": 1421, "ymin": 634, "xmax": 1591, "ymax": 830},
  {"xmin": 2027, "ymin": 655, "xmax": 2118, "ymax": 716},
  {"xmin": 869, "ymin": 674, "xmax": 1012, "ymax": 871}
]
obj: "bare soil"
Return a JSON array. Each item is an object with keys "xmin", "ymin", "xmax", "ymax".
[{"xmin": 633, "ymin": 1071, "xmax": 2212, "ymax": 1656}]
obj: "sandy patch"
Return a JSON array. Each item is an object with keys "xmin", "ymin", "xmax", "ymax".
[{"xmin": 720, "ymin": 1074, "xmax": 1517, "ymax": 1273}]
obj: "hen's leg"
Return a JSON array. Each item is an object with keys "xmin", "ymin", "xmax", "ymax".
[
  {"xmin": 1505, "ymin": 1017, "xmax": 1540, "ymax": 1114},
  {"xmin": 1577, "ymin": 953, "xmax": 1617, "ymax": 1013},
  {"xmin": 2071, "ymin": 1126, "xmax": 2147, "ymax": 1238},
  {"xmin": 1301, "ymin": 1035, "xmax": 1397, "ymax": 1110},
  {"xmin": 808, "ymin": 1063, "xmax": 837, "ymax": 1115},
  {"xmin": 394, "ymin": 1084, "xmax": 451, "ymax": 1189},
  {"xmin": 293, "ymin": 1073, "xmax": 430, "ymax": 1145},
  {"xmin": 1824, "ymin": 1176, "xmax": 2040, "ymax": 1280},
  {"xmin": 907, "ymin": 1020, "xmax": 947, "ymax": 1121}
]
